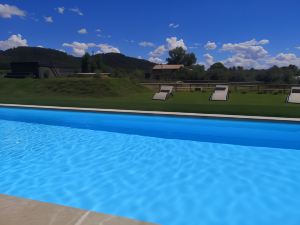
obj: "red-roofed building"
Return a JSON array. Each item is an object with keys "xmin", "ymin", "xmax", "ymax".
[{"xmin": 151, "ymin": 64, "xmax": 184, "ymax": 80}]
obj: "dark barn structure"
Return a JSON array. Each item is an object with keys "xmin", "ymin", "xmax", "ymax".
[
  {"xmin": 7, "ymin": 62, "xmax": 40, "ymax": 78},
  {"xmin": 6, "ymin": 62, "xmax": 61, "ymax": 78}
]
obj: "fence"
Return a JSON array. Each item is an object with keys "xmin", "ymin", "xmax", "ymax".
[{"xmin": 140, "ymin": 82, "xmax": 300, "ymax": 94}]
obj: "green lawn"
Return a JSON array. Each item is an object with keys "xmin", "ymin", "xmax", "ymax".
[{"xmin": 0, "ymin": 78, "xmax": 299, "ymax": 118}]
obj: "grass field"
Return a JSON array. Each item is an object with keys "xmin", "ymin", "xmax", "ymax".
[{"xmin": 0, "ymin": 78, "xmax": 299, "ymax": 118}]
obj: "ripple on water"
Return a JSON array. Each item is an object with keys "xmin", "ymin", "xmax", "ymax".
[{"xmin": 1, "ymin": 119, "xmax": 300, "ymax": 225}]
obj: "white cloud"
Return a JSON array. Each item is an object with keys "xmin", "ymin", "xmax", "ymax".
[
  {"xmin": 222, "ymin": 54, "xmax": 262, "ymax": 69},
  {"xmin": 95, "ymin": 29, "xmax": 101, "ymax": 32},
  {"xmin": 44, "ymin": 16, "xmax": 53, "ymax": 23},
  {"xmin": 220, "ymin": 39, "xmax": 271, "ymax": 68},
  {"xmin": 222, "ymin": 52, "xmax": 300, "ymax": 69},
  {"xmin": 31, "ymin": 17, "xmax": 39, "ymax": 22},
  {"xmin": 125, "ymin": 39, "xmax": 135, "ymax": 44},
  {"xmin": 97, "ymin": 44, "xmax": 120, "ymax": 54},
  {"xmin": 0, "ymin": 4, "xmax": 25, "ymax": 18},
  {"xmin": 63, "ymin": 41, "xmax": 120, "ymax": 56},
  {"xmin": 70, "ymin": 7, "xmax": 83, "ymax": 16},
  {"xmin": 189, "ymin": 43, "xmax": 200, "ymax": 49},
  {"xmin": 221, "ymin": 39, "xmax": 269, "ymax": 60},
  {"xmin": 204, "ymin": 54, "xmax": 214, "ymax": 68},
  {"xmin": 149, "ymin": 57, "xmax": 164, "ymax": 64},
  {"xmin": 169, "ymin": 23, "xmax": 179, "ymax": 28},
  {"xmin": 78, "ymin": 28, "xmax": 87, "ymax": 34},
  {"xmin": 139, "ymin": 41, "xmax": 155, "ymax": 47},
  {"xmin": 166, "ymin": 37, "xmax": 187, "ymax": 50},
  {"xmin": 148, "ymin": 37, "xmax": 186, "ymax": 59},
  {"xmin": 267, "ymin": 53, "xmax": 300, "ymax": 68},
  {"xmin": 0, "ymin": 34, "xmax": 28, "ymax": 50},
  {"xmin": 55, "ymin": 7, "xmax": 65, "ymax": 14},
  {"xmin": 97, "ymin": 34, "xmax": 112, "ymax": 38},
  {"xmin": 149, "ymin": 45, "xmax": 167, "ymax": 57},
  {"xmin": 204, "ymin": 41, "xmax": 217, "ymax": 50},
  {"xmin": 37, "ymin": 45, "xmax": 43, "ymax": 48},
  {"xmin": 63, "ymin": 42, "xmax": 95, "ymax": 56},
  {"xmin": 219, "ymin": 38, "xmax": 300, "ymax": 69},
  {"xmin": 258, "ymin": 39, "xmax": 270, "ymax": 45}
]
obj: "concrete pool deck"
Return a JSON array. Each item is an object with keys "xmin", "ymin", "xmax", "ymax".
[
  {"xmin": 0, "ymin": 103, "xmax": 300, "ymax": 122},
  {"xmin": 0, "ymin": 194, "xmax": 156, "ymax": 225}
]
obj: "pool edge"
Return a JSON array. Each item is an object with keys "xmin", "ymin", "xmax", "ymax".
[
  {"xmin": 0, "ymin": 194, "xmax": 157, "ymax": 225},
  {"xmin": 0, "ymin": 103, "xmax": 300, "ymax": 123}
]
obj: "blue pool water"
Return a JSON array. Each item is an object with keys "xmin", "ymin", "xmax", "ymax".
[{"xmin": 0, "ymin": 107, "xmax": 300, "ymax": 225}]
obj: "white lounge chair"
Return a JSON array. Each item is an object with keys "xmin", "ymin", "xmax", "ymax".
[
  {"xmin": 210, "ymin": 85, "xmax": 229, "ymax": 101},
  {"xmin": 153, "ymin": 85, "xmax": 174, "ymax": 101},
  {"xmin": 287, "ymin": 87, "xmax": 300, "ymax": 104}
]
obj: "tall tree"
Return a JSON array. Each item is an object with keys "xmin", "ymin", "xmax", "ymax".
[
  {"xmin": 166, "ymin": 47, "xmax": 197, "ymax": 66},
  {"xmin": 209, "ymin": 62, "xmax": 228, "ymax": 71},
  {"xmin": 94, "ymin": 54, "xmax": 103, "ymax": 71},
  {"xmin": 81, "ymin": 53, "xmax": 90, "ymax": 73},
  {"xmin": 207, "ymin": 62, "xmax": 228, "ymax": 81}
]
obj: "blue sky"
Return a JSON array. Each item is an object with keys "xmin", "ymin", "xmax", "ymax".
[{"xmin": 1, "ymin": 0, "xmax": 300, "ymax": 68}]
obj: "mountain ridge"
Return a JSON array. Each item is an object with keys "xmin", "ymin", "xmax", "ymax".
[{"xmin": 0, "ymin": 47, "xmax": 155, "ymax": 72}]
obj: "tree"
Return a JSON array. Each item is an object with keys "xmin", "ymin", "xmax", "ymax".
[
  {"xmin": 166, "ymin": 47, "xmax": 197, "ymax": 66},
  {"xmin": 184, "ymin": 53, "xmax": 197, "ymax": 67},
  {"xmin": 208, "ymin": 62, "xmax": 228, "ymax": 71},
  {"xmin": 90, "ymin": 61, "xmax": 96, "ymax": 73},
  {"xmin": 81, "ymin": 53, "xmax": 90, "ymax": 73},
  {"xmin": 193, "ymin": 64, "xmax": 205, "ymax": 73},
  {"xmin": 94, "ymin": 54, "xmax": 103, "ymax": 71},
  {"xmin": 206, "ymin": 63, "xmax": 228, "ymax": 81}
]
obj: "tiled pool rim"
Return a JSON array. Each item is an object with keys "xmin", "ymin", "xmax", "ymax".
[
  {"xmin": 0, "ymin": 103, "xmax": 300, "ymax": 123},
  {"xmin": 0, "ymin": 194, "xmax": 157, "ymax": 225}
]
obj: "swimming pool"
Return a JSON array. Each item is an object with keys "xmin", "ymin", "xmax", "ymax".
[{"xmin": 0, "ymin": 107, "xmax": 300, "ymax": 225}]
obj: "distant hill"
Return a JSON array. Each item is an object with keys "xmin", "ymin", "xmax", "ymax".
[
  {"xmin": 0, "ymin": 47, "xmax": 80, "ymax": 69},
  {"xmin": 99, "ymin": 53, "xmax": 154, "ymax": 71},
  {"xmin": 0, "ymin": 47, "xmax": 155, "ymax": 72}
]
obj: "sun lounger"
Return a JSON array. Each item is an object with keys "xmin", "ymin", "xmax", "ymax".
[
  {"xmin": 210, "ymin": 85, "xmax": 229, "ymax": 101},
  {"xmin": 153, "ymin": 92, "xmax": 169, "ymax": 100},
  {"xmin": 287, "ymin": 87, "xmax": 300, "ymax": 104},
  {"xmin": 152, "ymin": 85, "xmax": 174, "ymax": 101}
]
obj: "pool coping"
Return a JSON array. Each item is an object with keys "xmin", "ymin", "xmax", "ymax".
[
  {"xmin": 0, "ymin": 194, "xmax": 156, "ymax": 225},
  {"xmin": 0, "ymin": 103, "xmax": 300, "ymax": 123}
]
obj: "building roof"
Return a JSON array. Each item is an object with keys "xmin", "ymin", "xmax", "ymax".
[
  {"xmin": 11, "ymin": 62, "xmax": 57, "ymax": 68},
  {"xmin": 153, "ymin": 64, "xmax": 184, "ymax": 70}
]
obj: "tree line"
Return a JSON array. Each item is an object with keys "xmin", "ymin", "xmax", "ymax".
[
  {"xmin": 161, "ymin": 47, "xmax": 300, "ymax": 84},
  {"xmin": 79, "ymin": 47, "xmax": 300, "ymax": 84},
  {"xmin": 172, "ymin": 63, "xmax": 300, "ymax": 84}
]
